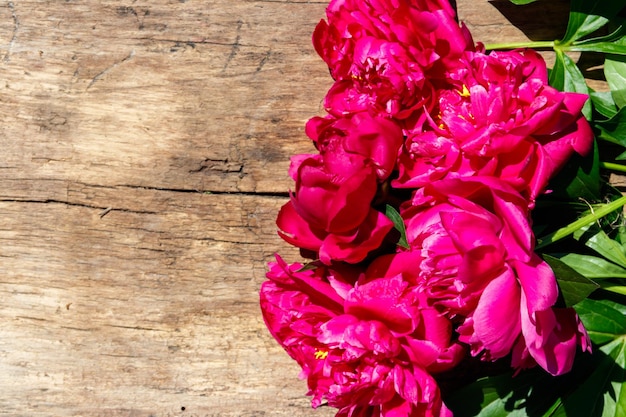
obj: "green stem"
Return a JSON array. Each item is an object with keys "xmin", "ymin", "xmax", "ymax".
[
  {"xmin": 600, "ymin": 161, "xmax": 626, "ymax": 173},
  {"xmin": 536, "ymin": 195, "xmax": 626, "ymax": 250},
  {"xmin": 484, "ymin": 40, "xmax": 555, "ymax": 51}
]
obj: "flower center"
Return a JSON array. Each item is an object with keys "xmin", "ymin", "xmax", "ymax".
[{"xmin": 314, "ymin": 349, "xmax": 329, "ymax": 360}]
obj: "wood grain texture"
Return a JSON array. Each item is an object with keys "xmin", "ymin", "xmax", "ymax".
[{"xmin": 0, "ymin": 1, "xmax": 576, "ymax": 416}]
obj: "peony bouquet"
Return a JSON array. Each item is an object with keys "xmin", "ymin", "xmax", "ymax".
[{"xmin": 260, "ymin": 0, "xmax": 626, "ymax": 416}]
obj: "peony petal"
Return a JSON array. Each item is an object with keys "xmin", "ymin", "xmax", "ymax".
[
  {"xmin": 345, "ymin": 275, "xmax": 418, "ymax": 335},
  {"xmin": 513, "ymin": 256, "xmax": 558, "ymax": 314},
  {"xmin": 472, "ymin": 267, "xmax": 521, "ymax": 359},
  {"xmin": 520, "ymin": 301, "xmax": 591, "ymax": 375},
  {"xmin": 320, "ymin": 208, "xmax": 393, "ymax": 264},
  {"xmin": 276, "ymin": 200, "xmax": 325, "ymax": 252}
]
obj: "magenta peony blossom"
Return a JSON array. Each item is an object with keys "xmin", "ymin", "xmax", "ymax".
[
  {"xmin": 396, "ymin": 49, "xmax": 593, "ymax": 205},
  {"xmin": 399, "ymin": 176, "xmax": 590, "ymax": 375},
  {"xmin": 305, "ymin": 113, "xmax": 403, "ymax": 181},
  {"xmin": 277, "ymin": 113, "xmax": 403, "ymax": 264},
  {"xmin": 313, "ymin": 0, "xmax": 474, "ymax": 125},
  {"xmin": 260, "ymin": 256, "xmax": 465, "ymax": 417}
]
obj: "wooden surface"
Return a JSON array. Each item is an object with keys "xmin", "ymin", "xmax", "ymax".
[{"xmin": 0, "ymin": 1, "xmax": 574, "ymax": 416}]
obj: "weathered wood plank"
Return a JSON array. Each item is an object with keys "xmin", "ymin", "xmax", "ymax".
[
  {"xmin": 0, "ymin": 1, "xmax": 328, "ymax": 195},
  {"xmin": 0, "ymin": 192, "xmax": 324, "ymax": 416}
]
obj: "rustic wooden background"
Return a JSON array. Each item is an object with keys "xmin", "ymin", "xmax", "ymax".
[{"xmin": 0, "ymin": 1, "xmax": 578, "ymax": 416}]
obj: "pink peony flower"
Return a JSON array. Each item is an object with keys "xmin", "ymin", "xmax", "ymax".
[
  {"xmin": 260, "ymin": 255, "xmax": 465, "ymax": 417},
  {"xmin": 313, "ymin": 0, "xmax": 474, "ymax": 125},
  {"xmin": 277, "ymin": 113, "xmax": 403, "ymax": 264},
  {"xmin": 305, "ymin": 113, "xmax": 403, "ymax": 181},
  {"xmin": 399, "ymin": 177, "xmax": 590, "ymax": 375},
  {"xmin": 395, "ymin": 49, "xmax": 593, "ymax": 205}
]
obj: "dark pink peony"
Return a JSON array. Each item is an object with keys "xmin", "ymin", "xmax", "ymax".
[
  {"xmin": 277, "ymin": 113, "xmax": 403, "ymax": 264},
  {"xmin": 260, "ymin": 256, "xmax": 465, "ymax": 417},
  {"xmin": 399, "ymin": 177, "xmax": 590, "ymax": 375},
  {"xmin": 395, "ymin": 49, "xmax": 593, "ymax": 205},
  {"xmin": 313, "ymin": 0, "xmax": 474, "ymax": 124},
  {"xmin": 305, "ymin": 113, "xmax": 403, "ymax": 181}
]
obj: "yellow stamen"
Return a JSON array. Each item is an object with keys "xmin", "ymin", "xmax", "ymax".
[
  {"xmin": 314, "ymin": 350, "xmax": 328, "ymax": 360},
  {"xmin": 459, "ymin": 84, "xmax": 471, "ymax": 97}
]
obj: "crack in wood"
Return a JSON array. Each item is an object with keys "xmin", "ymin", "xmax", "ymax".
[
  {"xmin": 130, "ymin": 36, "xmax": 267, "ymax": 49},
  {"xmin": 16, "ymin": 316, "xmax": 47, "ymax": 322},
  {"xmin": 198, "ymin": 236, "xmax": 259, "ymax": 245},
  {"xmin": 256, "ymin": 48, "xmax": 272, "ymax": 73},
  {"xmin": 188, "ymin": 158, "xmax": 244, "ymax": 174},
  {"xmin": 0, "ymin": 198, "xmax": 158, "ymax": 215},
  {"xmin": 68, "ymin": 180, "xmax": 289, "ymax": 198},
  {"xmin": 60, "ymin": 326, "xmax": 98, "ymax": 332},
  {"xmin": 3, "ymin": 2, "xmax": 19, "ymax": 63},
  {"xmin": 113, "ymin": 184, "xmax": 289, "ymax": 198},
  {"xmin": 222, "ymin": 20, "xmax": 243, "ymax": 71},
  {"xmin": 100, "ymin": 353, "xmax": 143, "ymax": 358},
  {"xmin": 86, "ymin": 50, "xmax": 136, "ymax": 90},
  {"xmin": 106, "ymin": 324, "xmax": 168, "ymax": 332}
]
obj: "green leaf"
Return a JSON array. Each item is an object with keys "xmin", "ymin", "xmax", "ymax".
[
  {"xmin": 446, "ymin": 345, "xmax": 626, "ymax": 417},
  {"xmin": 599, "ymin": 282, "xmax": 626, "ymax": 295},
  {"xmin": 602, "ymin": 298, "xmax": 626, "ymax": 315},
  {"xmin": 536, "ymin": 196, "xmax": 626, "ymax": 250},
  {"xmin": 606, "ymin": 37, "xmax": 626, "ymax": 109},
  {"xmin": 561, "ymin": 1, "xmax": 626, "ymax": 44},
  {"xmin": 507, "ymin": 0, "xmax": 539, "ymax": 4},
  {"xmin": 574, "ymin": 17, "xmax": 626, "ymax": 45},
  {"xmin": 445, "ymin": 358, "xmax": 608, "ymax": 417},
  {"xmin": 574, "ymin": 224, "xmax": 626, "ymax": 269},
  {"xmin": 619, "ymin": 224, "xmax": 626, "ymax": 245},
  {"xmin": 606, "ymin": 58, "xmax": 626, "ymax": 109},
  {"xmin": 558, "ymin": 253, "xmax": 626, "ymax": 279},
  {"xmin": 445, "ymin": 370, "xmax": 551, "ymax": 417},
  {"xmin": 591, "ymin": 90, "xmax": 618, "ymax": 119},
  {"xmin": 597, "ymin": 106, "xmax": 626, "ymax": 147},
  {"xmin": 543, "ymin": 254, "xmax": 600, "ymax": 307},
  {"xmin": 574, "ymin": 298, "xmax": 626, "ymax": 345},
  {"xmin": 552, "ymin": 337, "xmax": 626, "ymax": 417},
  {"xmin": 561, "ymin": 13, "xmax": 610, "ymax": 44},
  {"xmin": 543, "ymin": 140, "xmax": 601, "ymax": 204},
  {"xmin": 569, "ymin": 42, "xmax": 626, "ymax": 55},
  {"xmin": 549, "ymin": 51, "xmax": 592, "ymax": 119},
  {"xmin": 384, "ymin": 205, "xmax": 409, "ymax": 249},
  {"xmin": 565, "ymin": 140, "xmax": 602, "ymax": 201}
]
